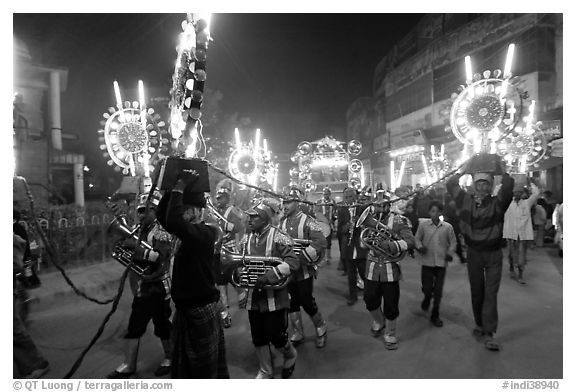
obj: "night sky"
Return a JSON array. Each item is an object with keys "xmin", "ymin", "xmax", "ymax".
[{"xmin": 13, "ymin": 13, "xmax": 424, "ymax": 189}]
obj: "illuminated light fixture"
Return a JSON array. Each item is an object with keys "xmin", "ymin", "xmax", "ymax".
[
  {"xmin": 113, "ymin": 81, "xmax": 125, "ymax": 122},
  {"xmin": 254, "ymin": 128, "xmax": 261, "ymax": 160},
  {"xmin": 396, "ymin": 160, "xmax": 406, "ymax": 189},
  {"xmin": 503, "ymin": 43, "xmax": 515, "ymax": 78},
  {"xmin": 390, "ymin": 160, "xmax": 395, "ymax": 192},
  {"xmin": 421, "ymin": 155, "xmax": 432, "ymax": 185},
  {"xmin": 138, "ymin": 80, "xmax": 147, "ymax": 131},
  {"xmin": 465, "ymin": 56, "xmax": 473, "ymax": 84},
  {"xmin": 234, "ymin": 128, "xmax": 242, "ymax": 150}
]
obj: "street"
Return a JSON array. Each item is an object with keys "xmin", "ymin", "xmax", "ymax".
[{"xmin": 26, "ymin": 240, "xmax": 562, "ymax": 379}]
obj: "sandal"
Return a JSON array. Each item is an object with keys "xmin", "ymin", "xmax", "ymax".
[{"xmin": 484, "ymin": 335, "xmax": 501, "ymax": 351}]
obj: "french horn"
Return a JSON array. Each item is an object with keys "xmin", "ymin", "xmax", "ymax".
[{"xmin": 355, "ymin": 207, "xmax": 406, "ymax": 262}]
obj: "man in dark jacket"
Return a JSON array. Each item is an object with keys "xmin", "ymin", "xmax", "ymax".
[
  {"xmin": 446, "ymin": 160, "xmax": 513, "ymax": 351},
  {"xmin": 156, "ymin": 173, "xmax": 229, "ymax": 379},
  {"xmin": 336, "ymin": 187, "xmax": 369, "ymax": 305}
]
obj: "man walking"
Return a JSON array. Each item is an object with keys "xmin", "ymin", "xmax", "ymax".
[{"xmin": 415, "ymin": 201, "xmax": 458, "ymax": 327}]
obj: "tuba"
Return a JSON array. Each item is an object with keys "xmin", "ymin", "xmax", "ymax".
[
  {"xmin": 108, "ymin": 215, "xmax": 154, "ymax": 276},
  {"xmin": 223, "ymin": 248, "xmax": 289, "ymax": 290},
  {"xmin": 355, "ymin": 207, "xmax": 406, "ymax": 262}
]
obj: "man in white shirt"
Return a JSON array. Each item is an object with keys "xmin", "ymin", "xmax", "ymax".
[
  {"xmin": 415, "ymin": 201, "xmax": 457, "ymax": 327},
  {"xmin": 503, "ymin": 179, "xmax": 540, "ymax": 284}
]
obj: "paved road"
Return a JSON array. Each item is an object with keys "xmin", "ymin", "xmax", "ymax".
[{"xmin": 26, "ymin": 241, "xmax": 563, "ymax": 379}]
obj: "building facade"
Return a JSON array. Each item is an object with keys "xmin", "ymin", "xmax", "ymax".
[
  {"xmin": 346, "ymin": 13, "xmax": 563, "ymax": 199},
  {"xmin": 13, "ymin": 36, "xmax": 85, "ymax": 208}
]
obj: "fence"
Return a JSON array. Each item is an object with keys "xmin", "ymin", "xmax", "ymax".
[{"xmin": 25, "ymin": 212, "xmax": 120, "ymax": 273}]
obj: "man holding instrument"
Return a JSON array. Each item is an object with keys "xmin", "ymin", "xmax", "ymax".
[
  {"xmin": 107, "ymin": 192, "xmax": 173, "ymax": 379},
  {"xmin": 280, "ymin": 187, "xmax": 328, "ymax": 349},
  {"xmin": 237, "ymin": 198, "xmax": 300, "ymax": 379},
  {"xmin": 359, "ymin": 199, "xmax": 414, "ymax": 350},
  {"xmin": 336, "ymin": 187, "xmax": 369, "ymax": 305}
]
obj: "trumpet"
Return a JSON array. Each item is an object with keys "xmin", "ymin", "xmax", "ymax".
[
  {"xmin": 205, "ymin": 197, "xmax": 237, "ymax": 253},
  {"xmin": 108, "ymin": 215, "xmax": 154, "ymax": 276},
  {"xmin": 355, "ymin": 207, "xmax": 406, "ymax": 262},
  {"xmin": 222, "ymin": 248, "xmax": 289, "ymax": 290}
]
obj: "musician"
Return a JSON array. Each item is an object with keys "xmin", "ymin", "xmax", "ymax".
[
  {"xmin": 240, "ymin": 198, "xmax": 300, "ymax": 379},
  {"xmin": 336, "ymin": 187, "xmax": 369, "ymax": 305},
  {"xmin": 213, "ymin": 185, "xmax": 245, "ymax": 328},
  {"xmin": 280, "ymin": 187, "xmax": 328, "ymax": 349},
  {"xmin": 314, "ymin": 187, "xmax": 337, "ymax": 263},
  {"xmin": 360, "ymin": 199, "xmax": 415, "ymax": 350},
  {"xmin": 156, "ymin": 172, "xmax": 230, "ymax": 378},
  {"xmin": 107, "ymin": 192, "xmax": 173, "ymax": 379}
]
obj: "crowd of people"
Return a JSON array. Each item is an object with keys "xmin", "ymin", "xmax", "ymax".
[{"xmin": 13, "ymin": 159, "xmax": 562, "ymax": 379}]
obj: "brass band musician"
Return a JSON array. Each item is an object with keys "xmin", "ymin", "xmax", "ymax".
[
  {"xmin": 241, "ymin": 198, "xmax": 300, "ymax": 379},
  {"xmin": 280, "ymin": 187, "xmax": 328, "ymax": 348},
  {"xmin": 107, "ymin": 192, "xmax": 173, "ymax": 378},
  {"xmin": 336, "ymin": 187, "xmax": 369, "ymax": 305},
  {"xmin": 359, "ymin": 199, "xmax": 415, "ymax": 350},
  {"xmin": 314, "ymin": 187, "xmax": 337, "ymax": 263},
  {"xmin": 213, "ymin": 185, "xmax": 245, "ymax": 328}
]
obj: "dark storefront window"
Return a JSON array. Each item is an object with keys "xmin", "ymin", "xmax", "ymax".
[{"xmin": 385, "ymin": 74, "xmax": 432, "ymax": 121}]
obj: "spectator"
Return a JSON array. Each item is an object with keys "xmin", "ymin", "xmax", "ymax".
[
  {"xmin": 532, "ymin": 200, "xmax": 547, "ymax": 248},
  {"xmin": 443, "ymin": 194, "xmax": 465, "ymax": 262},
  {"xmin": 13, "ymin": 233, "xmax": 50, "ymax": 379},
  {"xmin": 415, "ymin": 201, "xmax": 458, "ymax": 327},
  {"xmin": 553, "ymin": 203, "xmax": 563, "ymax": 256},
  {"xmin": 503, "ymin": 180, "xmax": 540, "ymax": 284}
]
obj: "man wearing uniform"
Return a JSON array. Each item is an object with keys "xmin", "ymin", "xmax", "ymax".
[
  {"xmin": 108, "ymin": 192, "xmax": 173, "ymax": 378},
  {"xmin": 214, "ymin": 185, "xmax": 245, "ymax": 328},
  {"xmin": 315, "ymin": 187, "xmax": 337, "ymax": 264},
  {"xmin": 360, "ymin": 199, "xmax": 415, "ymax": 350},
  {"xmin": 240, "ymin": 198, "xmax": 300, "ymax": 379},
  {"xmin": 336, "ymin": 187, "xmax": 369, "ymax": 305},
  {"xmin": 280, "ymin": 188, "xmax": 328, "ymax": 349}
]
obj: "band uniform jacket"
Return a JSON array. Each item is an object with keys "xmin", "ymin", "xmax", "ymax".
[
  {"xmin": 336, "ymin": 204, "xmax": 369, "ymax": 260},
  {"xmin": 130, "ymin": 221, "xmax": 172, "ymax": 299},
  {"xmin": 279, "ymin": 211, "xmax": 327, "ymax": 281},
  {"xmin": 217, "ymin": 203, "xmax": 245, "ymax": 250},
  {"xmin": 243, "ymin": 225, "xmax": 300, "ymax": 312},
  {"xmin": 364, "ymin": 212, "xmax": 415, "ymax": 283}
]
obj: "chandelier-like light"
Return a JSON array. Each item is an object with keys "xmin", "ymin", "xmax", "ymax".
[
  {"xmin": 449, "ymin": 44, "xmax": 529, "ymax": 153},
  {"xmin": 97, "ymin": 81, "xmax": 170, "ymax": 176},
  {"xmin": 289, "ymin": 136, "xmax": 363, "ymax": 191},
  {"xmin": 228, "ymin": 128, "xmax": 278, "ymax": 190}
]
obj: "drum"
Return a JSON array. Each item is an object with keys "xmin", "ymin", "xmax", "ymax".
[{"xmin": 315, "ymin": 214, "xmax": 332, "ymax": 238}]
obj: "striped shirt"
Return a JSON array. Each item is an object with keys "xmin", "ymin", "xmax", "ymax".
[
  {"xmin": 364, "ymin": 213, "xmax": 415, "ymax": 282},
  {"xmin": 280, "ymin": 211, "xmax": 327, "ymax": 281},
  {"xmin": 244, "ymin": 225, "xmax": 300, "ymax": 312}
]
